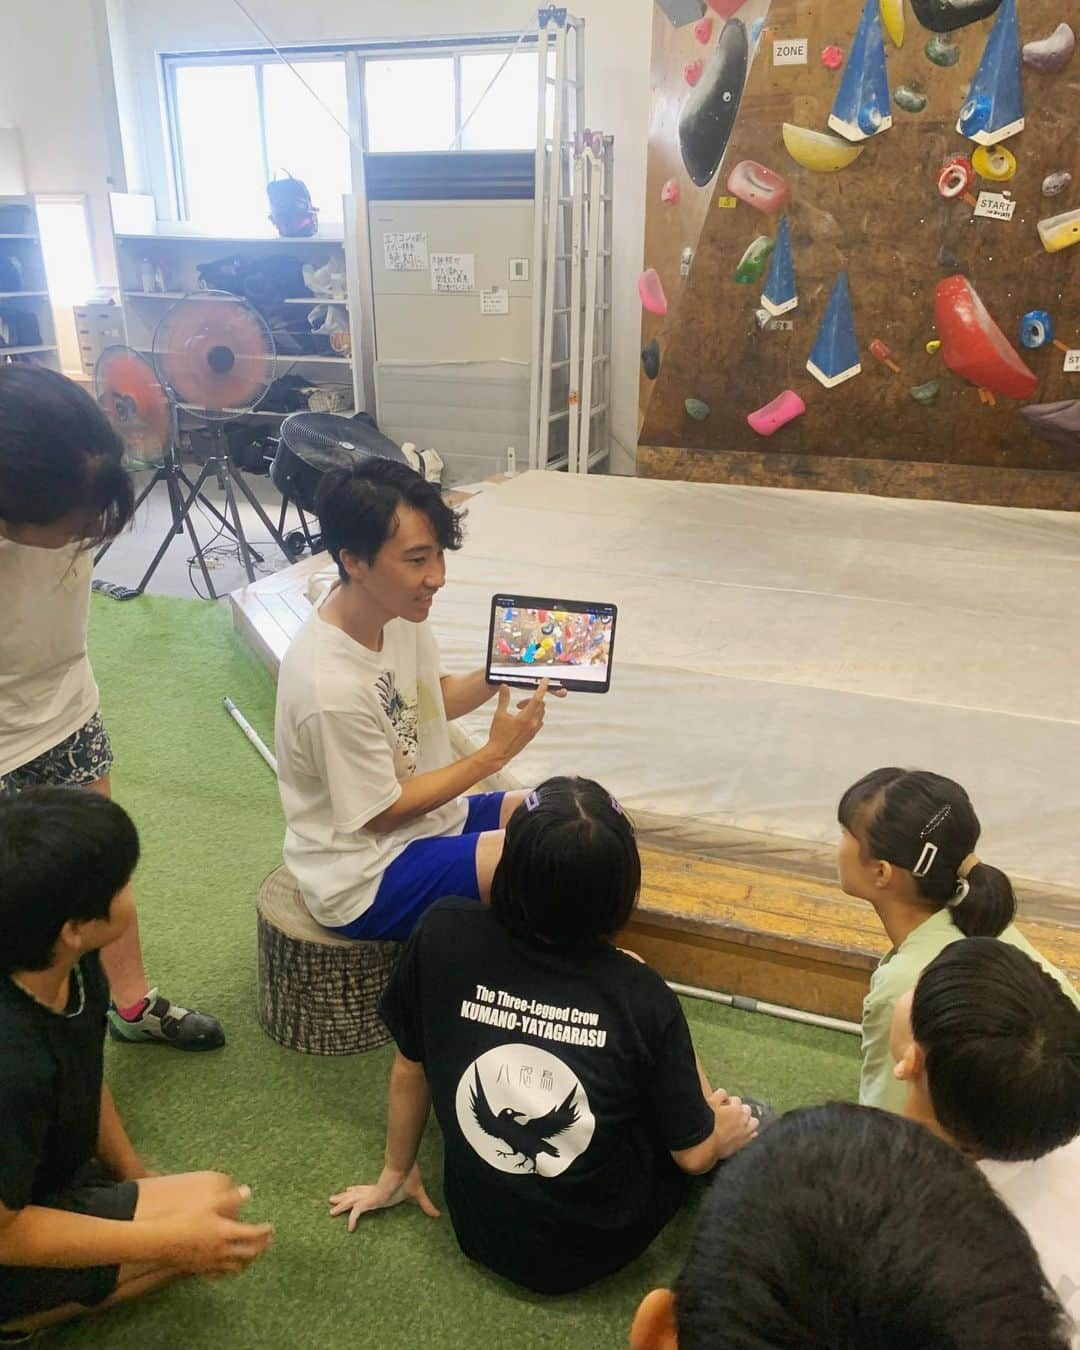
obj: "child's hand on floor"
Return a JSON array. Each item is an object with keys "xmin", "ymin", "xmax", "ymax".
[
  {"xmin": 329, "ymin": 1164, "xmax": 441, "ymax": 1232},
  {"xmin": 710, "ymin": 1091, "xmax": 759, "ymax": 1160}
]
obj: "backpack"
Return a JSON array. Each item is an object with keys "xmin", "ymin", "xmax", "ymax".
[{"xmin": 267, "ymin": 174, "xmax": 318, "ymax": 238}]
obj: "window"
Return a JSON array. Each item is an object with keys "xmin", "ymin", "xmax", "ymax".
[
  {"xmin": 36, "ymin": 197, "xmax": 96, "ymax": 307},
  {"xmin": 166, "ymin": 42, "xmax": 538, "ymax": 228}
]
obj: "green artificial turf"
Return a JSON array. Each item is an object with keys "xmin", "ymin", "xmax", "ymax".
[{"xmin": 47, "ymin": 595, "xmax": 859, "ymax": 1348}]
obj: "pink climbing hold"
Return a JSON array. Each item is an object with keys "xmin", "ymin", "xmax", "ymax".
[
  {"xmin": 748, "ymin": 390, "xmax": 806, "ymax": 436},
  {"xmin": 706, "ymin": 0, "xmax": 749, "ymax": 16},
  {"xmin": 693, "ymin": 15, "xmax": 714, "ymax": 44},
  {"xmin": 727, "ymin": 160, "xmax": 789, "ymax": 213},
  {"xmin": 684, "ymin": 59, "xmax": 704, "ymax": 86},
  {"xmin": 821, "ymin": 44, "xmax": 845, "ymax": 69},
  {"xmin": 661, "ymin": 177, "xmax": 681, "ymax": 205},
  {"xmin": 638, "ymin": 268, "xmax": 669, "ymax": 317}
]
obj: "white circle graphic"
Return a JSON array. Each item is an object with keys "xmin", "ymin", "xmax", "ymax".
[{"xmin": 454, "ymin": 1043, "xmax": 596, "ymax": 1178}]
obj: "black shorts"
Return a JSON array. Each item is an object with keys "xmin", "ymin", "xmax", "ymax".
[
  {"xmin": 0, "ymin": 1163, "xmax": 138, "ymax": 1324},
  {"xmin": 0, "ymin": 712, "xmax": 114, "ymax": 797}
]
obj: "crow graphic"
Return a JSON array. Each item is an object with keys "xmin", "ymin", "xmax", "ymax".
[{"xmin": 469, "ymin": 1065, "xmax": 580, "ymax": 1173}]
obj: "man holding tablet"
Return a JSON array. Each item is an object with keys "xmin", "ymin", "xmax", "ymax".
[{"xmin": 275, "ymin": 458, "xmax": 558, "ymax": 941}]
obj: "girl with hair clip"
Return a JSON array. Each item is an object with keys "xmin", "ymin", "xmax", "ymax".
[
  {"xmin": 836, "ymin": 768, "xmax": 1080, "ymax": 1113},
  {"xmin": 329, "ymin": 777, "xmax": 762, "ymax": 1294}
]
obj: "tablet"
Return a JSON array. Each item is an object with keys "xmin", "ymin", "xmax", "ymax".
[{"xmin": 486, "ymin": 594, "xmax": 618, "ymax": 694}]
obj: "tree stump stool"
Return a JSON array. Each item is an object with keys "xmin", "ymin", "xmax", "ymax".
[{"xmin": 256, "ymin": 865, "xmax": 402, "ymax": 1055}]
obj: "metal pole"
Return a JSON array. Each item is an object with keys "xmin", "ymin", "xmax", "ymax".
[
  {"xmin": 223, "ymin": 696, "xmax": 278, "ymax": 773},
  {"xmin": 667, "ymin": 980, "xmax": 861, "ymax": 1036}
]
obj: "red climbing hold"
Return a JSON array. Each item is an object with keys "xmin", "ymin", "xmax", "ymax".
[
  {"xmin": 693, "ymin": 15, "xmax": 714, "ymax": 44},
  {"xmin": 934, "ymin": 275, "xmax": 1037, "ymax": 399},
  {"xmin": 684, "ymin": 59, "xmax": 704, "ymax": 86},
  {"xmin": 706, "ymin": 0, "xmax": 749, "ymax": 15}
]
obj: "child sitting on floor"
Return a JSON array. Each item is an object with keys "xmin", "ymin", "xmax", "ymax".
[
  {"xmin": 891, "ymin": 938, "xmax": 1080, "ymax": 1346},
  {"xmin": 836, "ymin": 767, "xmax": 1079, "ymax": 1112},
  {"xmin": 0, "ymin": 788, "xmax": 271, "ymax": 1338},
  {"xmin": 630, "ymin": 1101, "xmax": 1072, "ymax": 1350},
  {"xmin": 329, "ymin": 777, "xmax": 759, "ymax": 1293}
]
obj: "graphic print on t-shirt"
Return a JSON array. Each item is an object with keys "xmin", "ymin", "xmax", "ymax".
[
  {"xmin": 455, "ymin": 1044, "xmax": 596, "ymax": 1178},
  {"xmin": 374, "ymin": 670, "xmax": 419, "ymax": 772}
]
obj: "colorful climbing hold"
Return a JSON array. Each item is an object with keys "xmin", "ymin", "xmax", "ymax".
[
  {"xmin": 1019, "ymin": 311, "xmax": 1054, "ymax": 350},
  {"xmin": 1037, "ymin": 208, "xmax": 1080, "ymax": 254},
  {"xmin": 972, "ymin": 144, "xmax": 1017, "ymax": 181},
  {"xmin": 735, "ymin": 235, "xmax": 775, "ymax": 284},
  {"xmin": 822, "ymin": 45, "xmax": 845, "ymax": 70},
  {"xmin": 685, "ymin": 397, "xmax": 712, "ymax": 420},
  {"xmin": 956, "ymin": 0, "xmax": 1024, "ymax": 146},
  {"xmin": 935, "ymin": 274, "xmax": 1037, "ymax": 399},
  {"xmin": 1042, "ymin": 171, "xmax": 1073, "ymax": 197},
  {"xmin": 936, "ymin": 245, "xmax": 960, "ymax": 271},
  {"xmin": 869, "ymin": 338, "xmax": 901, "ymax": 373},
  {"xmin": 879, "ymin": 0, "xmax": 905, "ymax": 47},
  {"xmin": 706, "ymin": 0, "xmax": 749, "ymax": 15},
  {"xmin": 693, "ymin": 15, "xmax": 715, "ymax": 44},
  {"xmin": 894, "ymin": 84, "xmax": 928, "ymax": 113},
  {"xmin": 807, "ymin": 272, "xmax": 862, "ymax": 389},
  {"xmin": 828, "ymin": 0, "xmax": 893, "ymax": 142},
  {"xmin": 727, "ymin": 160, "xmax": 789, "ymax": 213},
  {"xmin": 925, "ymin": 35, "xmax": 961, "ymax": 66},
  {"xmin": 638, "ymin": 268, "xmax": 669, "ymax": 316},
  {"xmin": 661, "ymin": 177, "xmax": 681, "ymax": 204},
  {"xmin": 685, "ymin": 59, "xmax": 704, "ymax": 87},
  {"xmin": 926, "ymin": 339, "xmax": 942, "ymax": 354},
  {"xmin": 641, "ymin": 339, "xmax": 661, "ymax": 381},
  {"xmin": 911, "ymin": 380, "xmax": 943, "ymax": 404},
  {"xmin": 1019, "ymin": 401, "xmax": 1080, "ymax": 453},
  {"xmin": 937, "ymin": 154, "xmax": 974, "ymax": 199},
  {"xmin": 1022, "ymin": 22, "xmax": 1075, "ymax": 73},
  {"xmin": 911, "ymin": 0, "xmax": 1002, "ymax": 33},
  {"xmin": 747, "ymin": 390, "xmax": 806, "ymax": 436},
  {"xmin": 679, "ymin": 19, "xmax": 749, "ymax": 187},
  {"xmin": 761, "ymin": 217, "xmax": 798, "ymax": 316},
  {"xmin": 781, "ymin": 123, "xmax": 865, "ymax": 173}
]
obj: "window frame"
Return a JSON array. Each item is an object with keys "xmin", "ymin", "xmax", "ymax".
[{"xmin": 162, "ymin": 37, "xmax": 539, "ymax": 223}]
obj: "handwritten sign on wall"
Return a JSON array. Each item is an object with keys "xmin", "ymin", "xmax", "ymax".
[
  {"xmin": 383, "ymin": 232, "xmax": 429, "ymax": 271},
  {"xmin": 431, "ymin": 253, "xmax": 476, "ymax": 293}
]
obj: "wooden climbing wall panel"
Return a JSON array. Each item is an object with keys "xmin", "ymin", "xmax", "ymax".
[{"xmin": 638, "ymin": 0, "xmax": 1080, "ymax": 506}]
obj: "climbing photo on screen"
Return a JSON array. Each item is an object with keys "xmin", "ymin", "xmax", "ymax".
[{"xmin": 485, "ymin": 594, "xmax": 617, "ymax": 694}]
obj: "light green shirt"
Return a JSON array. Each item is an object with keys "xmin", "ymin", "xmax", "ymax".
[{"xmin": 859, "ymin": 908, "xmax": 1080, "ymax": 1114}]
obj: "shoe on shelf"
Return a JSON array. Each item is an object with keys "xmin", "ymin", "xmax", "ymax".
[{"xmin": 107, "ymin": 989, "xmax": 225, "ymax": 1052}]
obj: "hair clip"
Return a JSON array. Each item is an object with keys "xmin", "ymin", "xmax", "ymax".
[
  {"xmin": 949, "ymin": 878, "xmax": 970, "ymax": 907},
  {"xmin": 912, "ymin": 841, "xmax": 938, "ymax": 878},
  {"xmin": 524, "ymin": 790, "xmax": 541, "ymax": 812},
  {"xmin": 920, "ymin": 804, "xmax": 952, "ymax": 837}
]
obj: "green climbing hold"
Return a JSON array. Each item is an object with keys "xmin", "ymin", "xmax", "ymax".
[
  {"xmin": 894, "ymin": 84, "xmax": 928, "ymax": 113},
  {"xmin": 910, "ymin": 379, "xmax": 942, "ymax": 405},
  {"xmin": 735, "ymin": 236, "xmax": 775, "ymax": 284},
  {"xmin": 925, "ymin": 34, "xmax": 961, "ymax": 66},
  {"xmin": 685, "ymin": 397, "xmax": 712, "ymax": 421}
]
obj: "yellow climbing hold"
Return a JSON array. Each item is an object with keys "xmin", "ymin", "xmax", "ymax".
[
  {"xmin": 973, "ymin": 144, "xmax": 1017, "ymax": 182},
  {"xmin": 879, "ymin": 0, "xmax": 905, "ymax": 48},
  {"xmin": 781, "ymin": 123, "xmax": 866, "ymax": 173},
  {"xmin": 926, "ymin": 339, "xmax": 942, "ymax": 354}
]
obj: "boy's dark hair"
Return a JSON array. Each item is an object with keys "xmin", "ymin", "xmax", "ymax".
[
  {"xmin": 491, "ymin": 777, "xmax": 640, "ymax": 947},
  {"xmin": 315, "ymin": 456, "xmax": 464, "ymax": 582},
  {"xmin": 674, "ymin": 1102, "xmax": 1069, "ymax": 1350},
  {"xmin": 837, "ymin": 767, "xmax": 1015, "ymax": 937},
  {"xmin": 0, "ymin": 365, "xmax": 134, "ymax": 546},
  {"xmin": 0, "ymin": 787, "xmax": 140, "ymax": 974},
  {"xmin": 912, "ymin": 938, "xmax": 1080, "ymax": 1161}
]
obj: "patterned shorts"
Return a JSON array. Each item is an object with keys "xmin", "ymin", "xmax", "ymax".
[{"xmin": 0, "ymin": 711, "xmax": 114, "ymax": 797}]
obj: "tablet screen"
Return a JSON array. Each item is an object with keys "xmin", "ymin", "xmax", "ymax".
[{"xmin": 487, "ymin": 594, "xmax": 617, "ymax": 694}]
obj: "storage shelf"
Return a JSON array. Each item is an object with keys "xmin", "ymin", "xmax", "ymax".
[
  {"xmin": 0, "ymin": 291, "xmax": 49, "ymax": 299},
  {"xmin": 283, "ymin": 296, "xmax": 348, "ymax": 306},
  {"xmin": 123, "ymin": 291, "xmax": 232, "ymax": 302},
  {"xmin": 116, "ymin": 227, "xmax": 344, "ymax": 245},
  {"xmin": 0, "ymin": 233, "xmax": 38, "ymax": 240},
  {"xmin": 0, "ymin": 344, "xmax": 58, "ymax": 355},
  {"xmin": 277, "ymin": 353, "xmax": 350, "ymax": 365}
]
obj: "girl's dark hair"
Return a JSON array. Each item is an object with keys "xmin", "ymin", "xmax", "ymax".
[
  {"xmin": 913, "ymin": 938, "xmax": 1080, "ymax": 1162},
  {"xmin": 0, "ymin": 787, "xmax": 140, "ymax": 974},
  {"xmin": 837, "ymin": 768, "xmax": 1015, "ymax": 937},
  {"xmin": 0, "ymin": 365, "xmax": 134, "ymax": 546},
  {"xmin": 673, "ymin": 1103, "xmax": 1070, "ymax": 1350},
  {"xmin": 315, "ymin": 456, "xmax": 464, "ymax": 582},
  {"xmin": 490, "ymin": 777, "xmax": 640, "ymax": 948}
]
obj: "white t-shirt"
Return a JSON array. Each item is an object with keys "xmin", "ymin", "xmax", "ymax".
[
  {"xmin": 0, "ymin": 537, "xmax": 99, "ymax": 776},
  {"xmin": 980, "ymin": 1135, "xmax": 1080, "ymax": 1348},
  {"xmin": 275, "ymin": 594, "xmax": 468, "ymax": 927}
]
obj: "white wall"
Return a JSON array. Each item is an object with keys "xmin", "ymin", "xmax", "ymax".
[{"xmin": 116, "ymin": 0, "xmax": 652, "ymax": 473}]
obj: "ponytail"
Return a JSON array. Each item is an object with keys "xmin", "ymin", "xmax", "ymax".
[{"xmin": 949, "ymin": 861, "xmax": 1015, "ymax": 938}]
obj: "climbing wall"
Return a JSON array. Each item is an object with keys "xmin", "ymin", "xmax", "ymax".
[{"xmin": 638, "ymin": 0, "xmax": 1080, "ymax": 507}]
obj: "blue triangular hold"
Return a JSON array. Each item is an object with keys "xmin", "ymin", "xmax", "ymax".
[
  {"xmin": 761, "ymin": 217, "xmax": 797, "ymax": 316},
  {"xmin": 828, "ymin": 0, "xmax": 892, "ymax": 141},
  {"xmin": 957, "ymin": 0, "xmax": 1024, "ymax": 145},
  {"xmin": 807, "ymin": 272, "xmax": 861, "ymax": 388}
]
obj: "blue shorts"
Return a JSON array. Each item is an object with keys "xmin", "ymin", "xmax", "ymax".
[{"xmin": 329, "ymin": 791, "xmax": 506, "ymax": 941}]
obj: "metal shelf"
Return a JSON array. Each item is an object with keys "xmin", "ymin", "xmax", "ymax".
[
  {"xmin": 0, "ymin": 290, "xmax": 49, "ymax": 299},
  {"xmin": 0, "ymin": 344, "xmax": 58, "ymax": 355}
]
